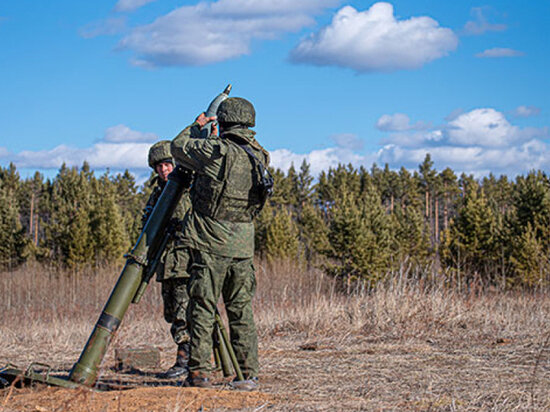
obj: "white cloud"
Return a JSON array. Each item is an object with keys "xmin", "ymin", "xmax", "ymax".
[
  {"xmin": 511, "ymin": 105, "xmax": 541, "ymax": 118},
  {"xmin": 381, "ymin": 130, "xmax": 443, "ymax": 148},
  {"xmin": 379, "ymin": 108, "xmax": 546, "ymax": 149},
  {"xmin": 476, "ymin": 48, "xmax": 524, "ymax": 58},
  {"xmin": 374, "ymin": 108, "xmax": 549, "ymax": 176},
  {"xmin": 7, "ymin": 125, "xmax": 158, "ymax": 171},
  {"xmin": 264, "ymin": 107, "xmax": 549, "ymax": 178},
  {"xmin": 378, "ymin": 140, "xmax": 550, "ymax": 177},
  {"xmin": 103, "ymin": 124, "xmax": 158, "ymax": 143},
  {"xmin": 13, "ymin": 143, "xmax": 151, "ymax": 170},
  {"xmin": 115, "ymin": 0, "xmax": 158, "ymax": 12},
  {"xmin": 267, "ymin": 107, "xmax": 548, "ymax": 178},
  {"xmin": 376, "ymin": 113, "xmax": 430, "ymax": 132},
  {"xmin": 330, "ymin": 133, "xmax": 364, "ymax": 150},
  {"xmin": 6, "ymin": 109, "xmax": 549, "ymax": 182},
  {"xmin": 289, "ymin": 2, "xmax": 458, "ymax": 72},
  {"xmin": 118, "ymin": 0, "xmax": 339, "ymax": 66},
  {"xmin": 270, "ymin": 147, "xmax": 372, "ymax": 177},
  {"xmin": 447, "ymin": 108, "xmax": 521, "ymax": 147},
  {"xmin": 80, "ymin": 17, "xmax": 127, "ymax": 39},
  {"xmin": 463, "ymin": 7, "xmax": 506, "ymax": 36}
]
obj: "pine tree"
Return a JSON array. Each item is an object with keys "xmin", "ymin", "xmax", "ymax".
[
  {"xmin": 326, "ymin": 184, "xmax": 392, "ymax": 286},
  {"xmin": 445, "ymin": 183, "xmax": 498, "ymax": 282},
  {"xmin": 509, "ymin": 223, "xmax": 550, "ymax": 287},
  {"xmin": 89, "ymin": 173, "xmax": 128, "ymax": 263},
  {"xmin": 438, "ymin": 167, "xmax": 459, "ymax": 233},
  {"xmin": 44, "ymin": 163, "xmax": 94, "ymax": 268},
  {"xmin": 0, "ymin": 168, "xmax": 27, "ymax": 268},
  {"xmin": 419, "ymin": 154, "xmax": 437, "ymax": 220},
  {"xmin": 295, "ymin": 160, "xmax": 314, "ymax": 210},
  {"xmin": 254, "ymin": 201, "xmax": 275, "ymax": 256},
  {"xmin": 269, "ymin": 167, "xmax": 291, "ymax": 206},
  {"xmin": 298, "ymin": 202, "xmax": 330, "ymax": 264},
  {"xmin": 113, "ymin": 170, "xmax": 144, "ymax": 244},
  {"xmin": 265, "ymin": 207, "xmax": 300, "ymax": 261},
  {"xmin": 285, "ymin": 164, "xmax": 299, "ymax": 210},
  {"xmin": 391, "ymin": 205, "xmax": 432, "ymax": 270},
  {"xmin": 317, "ymin": 164, "xmax": 361, "ymax": 204},
  {"xmin": 512, "ymin": 171, "xmax": 550, "ymax": 249},
  {"xmin": 377, "ymin": 164, "xmax": 400, "ymax": 213}
]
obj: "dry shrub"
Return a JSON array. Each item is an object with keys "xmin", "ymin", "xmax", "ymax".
[
  {"xmin": 1, "ymin": 259, "xmax": 550, "ymax": 411},
  {"xmin": 254, "ymin": 259, "xmax": 550, "ymax": 346},
  {"xmin": 2, "ymin": 260, "xmax": 550, "ymax": 357}
]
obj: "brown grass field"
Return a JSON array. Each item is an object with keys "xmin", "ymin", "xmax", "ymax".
[{"xmin": 1, "ymin": 261, "xmax": 550, "ymax": 411}]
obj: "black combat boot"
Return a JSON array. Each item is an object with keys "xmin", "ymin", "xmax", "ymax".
[
  {"xmin": 160, "ymin": 343, "xmax": 189, "ymax": 379},
  {"xmin": 183, "ymin": 370, "xmax": 213, "ymax": 388}
]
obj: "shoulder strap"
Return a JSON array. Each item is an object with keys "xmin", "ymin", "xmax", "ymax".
[
  {"xmin": 231, "ymin": 142, "xmax": 274, "ymax": 215},
  {"xmin": 236, "ymin": 143, "xmax": 273, "ymax": 185}
]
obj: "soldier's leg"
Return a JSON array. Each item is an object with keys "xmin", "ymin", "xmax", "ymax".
[
  {"xmin": 161, "ymin": 279, "xmax": 175, "ymax": 326},
  {"xmin": 160, "ymin": 278, "xmax": 190, "ymax": 379},
  {"xmin": 186, "ymin": 250, "xmax": 231, "ymax": 382},
  {"xmin": 222, "ymin": 258, "xmax": 258, "ymax": 380},
  {"xmin": 169, "ymin": 277, "xmax": 190, "ymax": 345}
]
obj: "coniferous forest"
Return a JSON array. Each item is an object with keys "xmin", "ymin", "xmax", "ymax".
[{"xmin": 2, "ymin": 154, "xmax": 550, "ymax": 290}]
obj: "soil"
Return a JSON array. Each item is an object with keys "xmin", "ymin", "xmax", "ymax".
[
  {"xmin": 2, "ymin": 385, "xmax": 273, "ymax": 412},
  {"xmin": 2, "ymin": 335, "xmax": 550, "ymax": 411}
]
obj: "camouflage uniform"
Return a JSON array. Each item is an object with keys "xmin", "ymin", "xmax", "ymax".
[
  {"xmin": 171, "ymin": 100, "xmax": 269, "ymax": 381},
  {"xmin": 142, "ymin": 178, "xmax": 191, "ymax": 346}
]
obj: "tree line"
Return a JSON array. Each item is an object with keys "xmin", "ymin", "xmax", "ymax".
[{"xmin": 1, "ymin": 155, "xmax": 550, "ymax": 289}]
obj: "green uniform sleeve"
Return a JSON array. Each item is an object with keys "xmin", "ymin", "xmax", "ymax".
[{"xmin": 171, "ymin": 122, "xmax": 226, "ymax": 176}]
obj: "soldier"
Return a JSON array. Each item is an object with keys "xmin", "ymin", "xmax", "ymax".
[
  {"xmin": 171, "ymin": 97, "xmax": 270, "ymax": 390},
  {"xmin": 144, "ymin": 141, "xmax": 192, "ymax": 379}
]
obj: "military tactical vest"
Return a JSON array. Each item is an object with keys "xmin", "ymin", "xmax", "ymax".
[{"xmin": 191, "ymin": 140, "xmax": 267, "ymax": 223}]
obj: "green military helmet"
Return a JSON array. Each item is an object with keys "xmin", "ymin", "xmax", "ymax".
[
  {"xmin": 216, "ymin": 97, "xmax": 255, "ymax": 128},
  {"xmin": 148, "ymin": 140, "xmax": 174, "ymax": 169}
]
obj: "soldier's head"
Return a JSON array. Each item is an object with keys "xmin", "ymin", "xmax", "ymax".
[
  {"xmin": 148, "ymin": 140, "xmax": 174, "ymax": 182},
  {"xmin": 216, "ymin": 97, "xmax": 255, "ymax": 130}
]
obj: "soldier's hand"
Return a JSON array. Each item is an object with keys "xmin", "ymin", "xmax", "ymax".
[
  {"xmin": 211, "ymin": 121, "xmax": 219, "ymax": 136},
  {"xmin": 196, "ymin": 113, "xmax": 217, "ymax": 128}
]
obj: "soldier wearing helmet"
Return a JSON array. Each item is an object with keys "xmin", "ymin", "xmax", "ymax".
[
  {"xmin": 143, "ymin": 140, "xmax": 192, "ymax": 379},
  {"xmin": 171, "ymin": 97, "xmax": 270, "ymax": 390}
]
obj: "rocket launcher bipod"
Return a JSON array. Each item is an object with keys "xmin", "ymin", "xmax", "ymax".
[
  {"xmin": 214, "ymin": 311, "xmax": 245, "ymax": 381},
  {"xmin": 212, "ymin": 317, "xmax": 233, "ymax": 377},
  {"xmin": 0, "ymin": 362, "xmax": 82, "ymax": 390}
]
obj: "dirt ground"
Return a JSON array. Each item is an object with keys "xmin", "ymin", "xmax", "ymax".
[
  {"xmin": 2, "ymin": 334, "xmax": 550, "ymax": 411},
  {"xmin": 2, "ymin": 267, "xmax": 550, "ymax": 410}
]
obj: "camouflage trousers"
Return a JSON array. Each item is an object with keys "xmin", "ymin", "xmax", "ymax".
[
  {"xmin": 161, "ymin": 278, "xmax": 190, "ymax": 345},
  {"xmin": 186, "ymin": 249, "xmax": 258, "ymax": 378}
]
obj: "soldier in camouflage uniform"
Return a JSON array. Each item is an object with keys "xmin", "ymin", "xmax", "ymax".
[
  {"xmin": 144, "ymin": 141, "xmax": 192, "ymax": 379},
  {"xmin": 171, "ymin": 97, "xmax": 269, "ymax": 390}
]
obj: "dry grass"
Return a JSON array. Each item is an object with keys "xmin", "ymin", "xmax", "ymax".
[{"xmin": 1, "ymin": 260, "xmax": 550, "ymax": 411}]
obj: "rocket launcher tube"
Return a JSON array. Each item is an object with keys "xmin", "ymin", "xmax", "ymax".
[
  {"xmin": 132, "ymin": 230, "xmax": 171, "ymax": 304},
  {"xmin": 200, "ymin": 84, "xmax": 231, "ymax": 138},
  {"xmin": 69, "ymin": 166, "xmax": 193, "ymax": 387}
]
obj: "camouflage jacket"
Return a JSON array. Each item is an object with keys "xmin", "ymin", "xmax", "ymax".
[
  {"xmin": 171, "ymin": 122, "xmax": 270, "ymax": 258},
  {"xmin": 142, "ymin": 176, "xmax": 191, "ymax": 279}
]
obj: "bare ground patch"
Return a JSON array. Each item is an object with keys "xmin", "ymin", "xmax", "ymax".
[{"xmin": 1, "ymin": 262, "xmax": 550, "ymax": 410}]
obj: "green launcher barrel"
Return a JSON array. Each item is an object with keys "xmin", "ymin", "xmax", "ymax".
[{"xmin": 69, "ymin": 167, "xmax": 193, "ymax": 386}]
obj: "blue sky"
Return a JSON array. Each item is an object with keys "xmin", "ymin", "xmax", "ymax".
[{"xmin": 1, "ymin": 0, "xmax": 549, "ymax": 183}]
